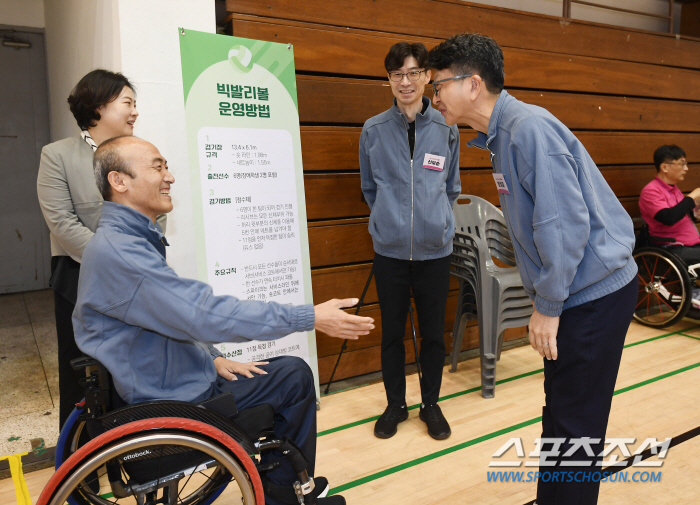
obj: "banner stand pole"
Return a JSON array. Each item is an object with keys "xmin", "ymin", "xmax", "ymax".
[
  {"xmin": 324, "ymin": 263, "xmax": 374, "ymax": 394},
  {"xmin": 323, "ymin": 264, "xmax": 422, "ymax": 395}
]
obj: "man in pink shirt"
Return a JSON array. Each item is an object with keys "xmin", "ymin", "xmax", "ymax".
[{"xmin": 639, "ymin": 144, "xmax": 700, "ymax": 267}]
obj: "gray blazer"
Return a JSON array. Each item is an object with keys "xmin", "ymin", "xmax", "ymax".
[{"xmin": 37, "ymin": 136, "xmax": 166, "ymax": 262}]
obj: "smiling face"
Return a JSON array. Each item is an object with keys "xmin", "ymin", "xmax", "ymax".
[
  {"xmin": 431, "ymin": 68, "xmax": 472, "ymax": 126},
  {"xmin": 388, "ymin": 56, "xmax": 431, "ymax": 108},
  {"xmin": 115, "ymin": 138, "xmax": 175, "ymax": 222},
  {"xmin": 95, "ymin": 86, "xmax": 138, "ymax": 138}
]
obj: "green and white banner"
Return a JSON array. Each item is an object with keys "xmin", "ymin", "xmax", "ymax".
[{"xmin": 178, "ymin": 29, "xmax": 319, "ymax": 394}]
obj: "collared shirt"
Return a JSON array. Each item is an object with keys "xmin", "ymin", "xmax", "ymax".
[{"xmin": 639, "ymin": 177, "xmax": 700, "ymax": 246}]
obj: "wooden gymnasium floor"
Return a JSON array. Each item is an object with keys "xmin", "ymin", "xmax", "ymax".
[{"xmin": 3, "ymin": 320, "xmax": 700, "ymax": 504}]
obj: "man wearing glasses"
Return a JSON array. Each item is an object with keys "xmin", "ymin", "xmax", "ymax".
[
  {"xmin": 428, "ymin": 34, "xmax": 637, "ymax": 505},
  {"xmin": 359, "ymin": 42, "xmax": 460, "ymax": 441},
  {"xmin": 640, "ymin": 146, "xmax": 700, "ymax": 298}
]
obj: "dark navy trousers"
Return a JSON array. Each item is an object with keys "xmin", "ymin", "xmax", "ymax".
[
  {"xmin": 536, "ymin": 278, "xmax": 637, "ymax": 505},
  {"xmin": 196, "ymin": 356, "xmax": 316, "ymax": 505}
]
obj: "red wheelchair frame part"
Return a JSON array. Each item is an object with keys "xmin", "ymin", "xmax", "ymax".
[{"xmin": 38, "ymin": 417, "xmax": 265, "ymax": 505}]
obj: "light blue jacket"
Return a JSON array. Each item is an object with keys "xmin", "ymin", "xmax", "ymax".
[
  {"xmin": 73, "ymin": 201, "xmax": 315, "ymax": 404},
  {"xmin": 360, "ymin": 96, "xmax": 461, "ymax": 261},
  {"xmin": 468, "ymin": 90, "xmax": 637, "ymax": 317}
]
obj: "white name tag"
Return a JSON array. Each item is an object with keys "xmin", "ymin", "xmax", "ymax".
[
  {"xmin": 423, "ymin": 153, "xmax": 445, "ymax": 171},
  {"xmin": 493, "ymin": 173, "xmax": 510, "ymax": 194}
]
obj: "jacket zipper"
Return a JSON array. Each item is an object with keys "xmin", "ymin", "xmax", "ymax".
[{"xmin": 402, "ymin": 116, "xmax": 415, "ymax": 260}]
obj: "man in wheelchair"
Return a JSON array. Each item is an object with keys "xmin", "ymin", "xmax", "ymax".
[
  {"xmin": 68, "ymin": 135, "xmax": 374, "ymax": 505},
  {"xmin": 639, "ymin": 144, "xmax": 700, "ymax": 306}
]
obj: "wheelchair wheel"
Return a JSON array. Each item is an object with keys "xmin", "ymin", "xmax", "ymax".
[
  {"xmin": 633, "ymin": 248, "xmax": 692, "ymax": 328},
  {"xmin": 39, "ymin": 418, "xmax": 264, "ymax": 505},
  {"xmin": 56, "ymin": 407, "xmax": 231, "ymax": 505},
  {"xmin": 56, "ymin": 406, "xmax": 85, "ymax": 469}
]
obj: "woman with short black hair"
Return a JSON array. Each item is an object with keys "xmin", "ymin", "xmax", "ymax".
[{"xmin": 37, "ymin": 69, "xmax": 142, "ymax": 428}]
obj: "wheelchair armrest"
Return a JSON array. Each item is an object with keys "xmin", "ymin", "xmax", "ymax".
[
  {"xmin": 71, "ymin": 355, "xmax": 100, "ymax": 371},
  {"xmin": 648, "ymin": 235, "xmax": 678, "ymax": 244}
]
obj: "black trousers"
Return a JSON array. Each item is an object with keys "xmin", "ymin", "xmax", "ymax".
[
  {"xmin": 52, "ymin": 276, "xmax": 86, "ymax": 429},
  {"xmin": 373, "ymin": 253, "xmax": 451, "ymax": 407},
  {"xmin": 666, "ymin": 244, "xmax": 700, "ymax": 266},
  {"xmin": 536, "ymin": 278, "xmax": 637, "ymax": 505}
]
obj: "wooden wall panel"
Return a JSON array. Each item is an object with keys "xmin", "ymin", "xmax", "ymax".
[
  {"xmin": 315, "ymin": 295, "xmax": 461, "ymax": 358},
  {"xmin": 300, "ymin": 127, "xmax": 491, "ymax": 171},
  {"xmin": 620, "ymin": 197, "xmax": 642, "ymax": 219},
  {"xmin": 311, "ymin": 263, "xmax": 459, "ymax": 306},
  {"xmin": 507, "ymin": 91, "xmax": 700, "ymax": 132},
  {"xmin": 304, "ymin": 171, "xmax": 501, "ymax": 220},
  {"xmin": 304, "ymin": 167, "xmax": 700, "ymax": 222},
  {"xmin": 228, "ymin": 0, "xmax": 700, "ymax": 70},
  {"xmin": 304, "ymin": 173, "xmax": 368, "ymax": 219},
  {"xmin": 300, "ymin": 128, "xmax": 361, "ymax": 171},
  {"xmin": 306, "ymin": 164, "xmax": 700, "ymax": 267},
  {"xmin": 297, "ymin": 77, "xmax": 700, "ymax": 133},
  {"xmin": 225, "ymin": 0, "xmax": 700, "ymax": 384},
  {"xmin": 317, "ymin": 325, "xmax": 527, "ymax": 383},
  {"xmin": 308, "ymin": 221, "xmax": 373, "ymax": 267},
  {"xmin": 601, "ymin": 164, "xmax": 700, "ymax": 197},
  {"xmin": 301, "ymin": 127, "xmax": 700, "ymax": 171},
  {"xmin": 317, "ymin": 339, "xmax": 418, "ymax": 384},
  {"xmin": 230, "ymin": 15, "xmax": 700, "ymax": 101},
  {"xmin": 312, "ymin": 263, "xmax": 377, "ymax": 305},
  {"xmin": 298, "ymin": 76, "xmax": 394, "ymax": 124},
  {"xmin": 580, "ymin": 138, "xmax": 700, "ymax": 167}
]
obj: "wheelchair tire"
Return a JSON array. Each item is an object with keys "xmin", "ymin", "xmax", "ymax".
[
  {"xmin": 55, "ymin": 408, "xmax": 229, "ymax": 505},
  {"xmin": 39, "ymin": 417, "xmax": 264, "ymax": 505},
  {"xmin": 633, "ymin": 248, "xmax": 692, "ymax": 328},
  {"xmin": 55, "ymin": 406, "xmax": 83, "ymax": 470}
]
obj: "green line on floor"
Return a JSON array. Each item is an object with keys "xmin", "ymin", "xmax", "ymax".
[
  {"xmin": 613, "ymin": 361, "xmax": 700, "ymax": 396},
  {"xmin": 318, "ymin": 324, "xmax": 698, "ymax": 437},
  {"xmin": 679, "ymin": 333, "xmax": 700, "ymax": 341},
  {"xmin": 328, "ymin": 357, "xmax": 700, "ymax": 496},
  {"xmin": 331, "ymin": 417, "xmax": 542, "ymax": 495}
]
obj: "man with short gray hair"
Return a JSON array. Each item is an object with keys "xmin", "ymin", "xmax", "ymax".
[
  {"xmin": 75, "ymin": 135, "xmax": 371, "ymax": 505},
  {"xmin": 428, "ymin": 33, "xmax": 637, "ymax": 505}
]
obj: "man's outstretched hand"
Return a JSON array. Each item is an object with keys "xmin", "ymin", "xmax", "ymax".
[{"xmin": 314, "ymin": 298, "xmax": 375, "ymax": 340}]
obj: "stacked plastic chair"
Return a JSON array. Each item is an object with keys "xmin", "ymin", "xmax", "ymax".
[{"xmin": 450, "ymin": 195, "xmax": 533, "ymax": 398}]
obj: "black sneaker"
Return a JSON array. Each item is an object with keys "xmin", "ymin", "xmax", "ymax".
[
  {"xmin": 263, "ymin": 476, "xmax": 339, "ymax": 504},
  {"xmin": 374, "ymin": 404, "xmax": 409, "ymax": 439},
  {"xmin": 317, "ymin": 496, "xmax": 346, "ymax": 505},
  {"xmin": 307, "ymin": 477, "xmax": 345, "ymax": 505},
  {"xmin": 419, "ymin": 403, "xmax": 451, "ymax": 440}
]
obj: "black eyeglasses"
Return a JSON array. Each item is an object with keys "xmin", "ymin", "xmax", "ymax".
[
  {"xmin": 388, "ymin": 70, "xmax": 426, "ymax": 82},
  {"xmin": 432, "ymin": 74, "xmax": 473, "ymax": 96}
]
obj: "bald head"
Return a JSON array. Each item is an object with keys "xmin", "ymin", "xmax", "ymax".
[
  {"xmin": 93, "ymin": 135, "xmax": 175, "ymax": 222},
  {"xmin": 93, "ymin": 135, "xmax": 142, "ymax": 200}
]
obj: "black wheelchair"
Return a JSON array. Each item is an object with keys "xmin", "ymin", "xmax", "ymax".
[
  {"xmin": 38, "ymin": 357, "xmax": 326, "ymax": 505},
  {"xmin": 633, "ymin": 218, "xmax": 700, "ymax": 328}
]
